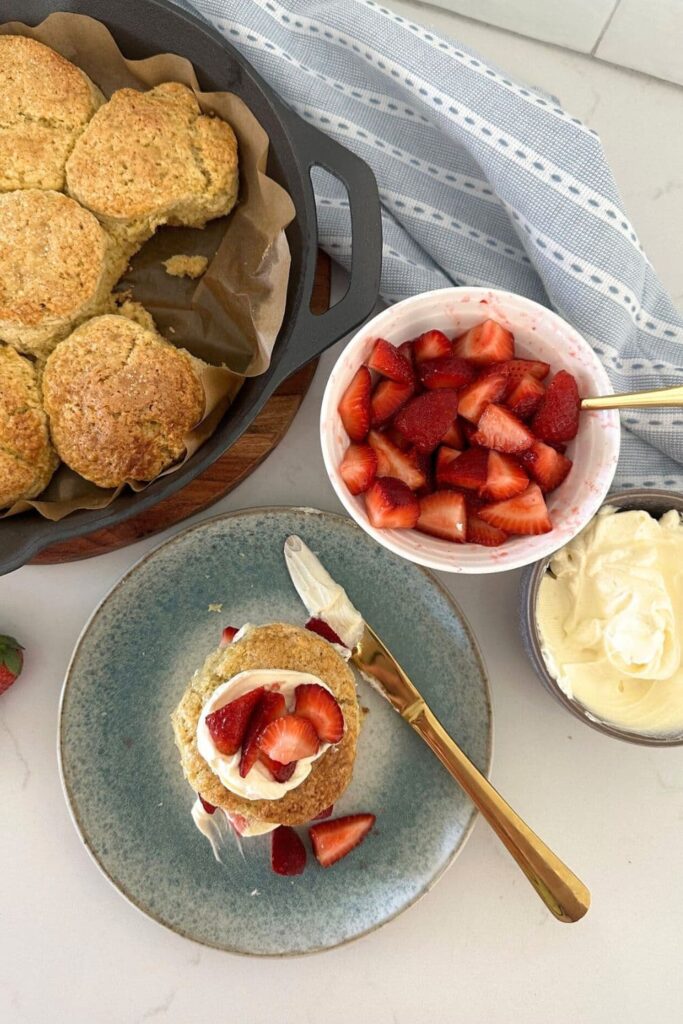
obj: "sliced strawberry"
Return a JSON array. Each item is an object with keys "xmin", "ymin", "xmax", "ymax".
[
  {"xmin": 239, "ymin": 690, "xmax": 287, "ymax": 778},
  {"xmin": 228, "ymin": 812, "xmax": 250, "ymax": 835},
  {"xmin": 398, "ymin": 340, "xmax": 415, "ymax": 369},
  {"xmin": 260, "ymin": 754, "xmax": 297, "ymax": 783},
  {"xmin": 467, "ymin": 515, "xmax": 508, "ymax": 547},
  {"xmin": 220, "ymin": 625, "xmax": 239, "ymax": 647},
  {"xmin": 438, "ymin": 446, "xmax": 488, "ymax": 490},
  {"xmin": 370, "ymin": 379, "xmax": 414, "ymax": 425},
  {"xmin": 505, "ymin": 374, "xmax": 545, "ymax": 420},
  {"xmin": 394, "ymin": 390, "xmax": 460, "ymax": 452},
  {"xmin": 383, "ymin": 424, "xmax": 412, "ymax": 451},
  {"xmin": 305, "ymin": 618, "xmax": 344, "ymax": 646},
  {"xmin": 441, "ymin": 417, "xmax": 465, "ymax": 448},
  {"xmin": 205, "ymin": 687, "xmax": 265, "ymax": 756},
  {"xmin": 546, "ymin": 440, "xmax": 568, "ymax": 454},
  {"xmin": 368, "ymin": 430, "xmax": 426, "ymax": 490},
  {"xmin": 338, "ymin": 366, "xmax": 371, "ymax": 442},
  {"xmin": 480, "ymin": 451, "xmax": 529, "ymax": 500},
  {"xmin": 458, "ymin": 488, "xmax": 487, "ymax": 515},
  {"xmin": 531, "ymin": 370, "xmax": 581, "ymax": 443},
  {"xmin": 258, "ymin": 714, "xmax": 320, "ymax": 764},
  {"xmin": 340, "ymin": 443, "xmax": 377, "ymax": 495},
  {"xmin": 457, "ymin": 371, "xmax": 507, "ymax": 423},
  {"xmin": 484, "ymin": 358, "xmax": 550, "ymax": 383},
  {"xmin": 479, "ymin": 483, "xmax": 552, "ymax": 535},
  {"xmin": 413, "ymin": 329, "xmax": 451, "ymax": 364},
  {"xmin": 271, "ymin": 826, "xmax": 307, "ymax": 876},
  {"xmin": 365, "ymin": 477, "xmax": 420, "ymax": 529},
  {"xmin": 521, "ymin": 440, "xmax": 573, "ymax": 493},
  {"xmin": 309, "ymin": 813, "xmax": 376, "ymax": 868},
  {"xmin": 313, "ymin": 805, "xmax": 334, "ymax": 820},
  {"xmin": 417, "ymin": 491, "xmax": 467, "ymax": 543},
  {"xmin": 295, "ymin": 683, "xmax": 344, "ymax": 743},
  {"xmin": 435, "ymin": 445, "xmax": 462, "ymax": 487},
  {"xmin": 367, "ymin": 338, "xmax": 415, "ymax": 383},
  {"xmin": 460, "ymin": 417, "xmax": 479, "ymax": 445},
  {"xmin": 419, "ymin": 355, "xmax": 475, "ymax": 391},
  {"xmin": 199, "ymin": 795, "xmax": 217, "ymax": 814},
  {"xmin": 453, "ymin": 319, "xmax": 514, "ymax": 365},
  {"xmin": 471, "ymin": 404, "xmax": 534, "ymax": 453}
]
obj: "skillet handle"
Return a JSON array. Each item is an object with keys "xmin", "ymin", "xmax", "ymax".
[{"xmin": 272, "ymin": 113, "xmax": 382, "ymax": 383}]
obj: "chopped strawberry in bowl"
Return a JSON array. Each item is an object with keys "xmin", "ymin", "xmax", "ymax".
[{"xmin": 321, "ymin": 287, "xmax": 620, "ymax": 573}]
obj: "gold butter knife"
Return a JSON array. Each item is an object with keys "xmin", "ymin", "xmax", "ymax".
[{"xmin": 284, "ymin": 535, "xmax": 590, "ymax": 924}]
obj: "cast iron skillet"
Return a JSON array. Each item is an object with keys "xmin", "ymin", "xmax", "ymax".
[{"xmin": 0, "ymin": 0, "xmax": 382, "ymax": 575}]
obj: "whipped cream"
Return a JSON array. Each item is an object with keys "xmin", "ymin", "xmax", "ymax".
[
  {"xmin": 191, "ymin": 800, "xmax": 277, "ymax": 861},
  {"xmin": 284, "ymin": 535, "xmax": 364, "ymax": 651},
  {"xmin": 196, "ymin": 669, "xmax": 333, "ymax": 801},
  {"xmin": 537, "ymin": 506, "xmax": 683, "ymax": 736}
]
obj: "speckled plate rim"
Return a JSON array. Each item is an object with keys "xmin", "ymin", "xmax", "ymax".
[{"xmin": 57, "ymin": 506, "xmax": 493, "ymax": 956}]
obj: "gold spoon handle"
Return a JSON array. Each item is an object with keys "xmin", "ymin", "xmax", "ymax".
[
  {"xmin": 416, "ymin": 708, "xmax": 590, "ymax": 923},
  {"xmin": 581, "ymin": 385, "xmax": 683, "ymax": 410}
]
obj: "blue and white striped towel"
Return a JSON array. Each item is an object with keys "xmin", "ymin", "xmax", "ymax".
[{"xmin": 179, "ymin": 0, "xmax": 683, "ymax": 489}]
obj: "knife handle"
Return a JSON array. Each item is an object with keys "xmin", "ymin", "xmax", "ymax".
[{"xmin": 415, "ymin": 707, "xmax": 590, "ymax": 923}]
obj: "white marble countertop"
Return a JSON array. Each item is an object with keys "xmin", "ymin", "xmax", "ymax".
[{"xmin": 1, "ymin": 5, "xmax": 682, "ymax": 1023}]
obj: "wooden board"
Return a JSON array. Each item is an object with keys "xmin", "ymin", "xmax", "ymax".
[{"xmin": 32, "ymin": 252, "xmax": 330, "ymax": 564}]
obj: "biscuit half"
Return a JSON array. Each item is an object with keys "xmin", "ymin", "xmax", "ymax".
[{"xmin": 171, "ymin": 624, "xmax": 360, "ymax": 826}]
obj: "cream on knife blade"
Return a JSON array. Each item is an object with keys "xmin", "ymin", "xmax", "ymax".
[{"xmin": 284, "ymin": 535, "xmax": 364, "ymax": 651}]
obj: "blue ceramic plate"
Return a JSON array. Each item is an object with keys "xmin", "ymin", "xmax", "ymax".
[{"xmin": 59, "ymin": 508, "xmax": 492, "ymax": 955}]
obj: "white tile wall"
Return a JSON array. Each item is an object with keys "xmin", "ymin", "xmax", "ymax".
[{"xmin": 596, "ymin": 0, "xmax": 683, "ymax": 87}]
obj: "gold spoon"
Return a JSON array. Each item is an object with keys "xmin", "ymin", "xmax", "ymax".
[{"xmin": 581, "ymin": 385, "xmax": 683, "ymax": 410}]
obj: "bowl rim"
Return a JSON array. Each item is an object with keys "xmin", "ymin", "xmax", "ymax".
[
  {"xmin": 522, "ymin": 487, "xmax": 683, "ymax": 747},
  {"xmin": 320, "ymin": 285, "xmax": 621, "ymax": 575}
]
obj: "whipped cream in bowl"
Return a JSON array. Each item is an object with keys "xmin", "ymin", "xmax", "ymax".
[{"xmin": 522, "ymin": 489, "xmax": 683, "ymax": 745}]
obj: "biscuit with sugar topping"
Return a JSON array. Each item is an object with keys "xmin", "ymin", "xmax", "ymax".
[{"xmin": 0, "ymin": 345, "xmax": 58, "ymax": 508}]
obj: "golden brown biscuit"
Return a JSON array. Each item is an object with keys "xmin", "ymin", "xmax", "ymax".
[
  {"xmin": 0, "ymin": 190, "xmax": 124, "ymax": 359},
  {"xmin": 66, "ymin": 82, "xmax": 238, "ymax": 247},
  {"xmin": 0, "ymin": 35, "xmax": 104, "ymax": 192},
  {"xmin": 171, "ymin": 624, "xmax": 360, "ymax": 825},
  {"xmin": 42, "ymin": 315, "xmax": 204, "ymax": 488},
  {"xmin": 0, "ymin": 345, "xmax": 58, "ymax": 507}
]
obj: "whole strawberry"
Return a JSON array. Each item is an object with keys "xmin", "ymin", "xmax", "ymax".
[{"xmin": 0, "ymin": 635, "xmax": 24, "ymax": 695}]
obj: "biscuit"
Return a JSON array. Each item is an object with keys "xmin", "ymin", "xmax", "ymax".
[
  {"xmin": 42, "ymin": 315, "xmax": 205, "ymax": 488},
  {"xmin": 0, "ymin": 345, "xmax": 58, "ymax": 507},
  {"xmin": 0, "ymin": 35, "xmax": 104, "ymax": 192},
  {"xmin": 171, "ymin": 624, "xmax": 360, "ymax": 826},
  {"xmin": 66, "ymin": 82, "xmax": 239, "ymax": 248},
  {"xmin": 0, "ymin": 190, "xmax": 124, "ymax": 359}
]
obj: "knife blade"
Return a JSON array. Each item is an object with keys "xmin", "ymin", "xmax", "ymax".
[{"xmin": 283, "ymin": 534, "xmax": 590, "ymax": 924}]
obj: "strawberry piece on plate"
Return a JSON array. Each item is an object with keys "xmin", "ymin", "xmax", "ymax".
[
  {"xmin": 480, "ymin": 483, "xmax": 552, "ymax": 535},
  {"xmin": 340, "ymin": 443, "xmax": 377, "ymax": 495},
  {"xmin": 205, "ymin": 687, "xmax": 265, "ymax": 756},
  {"xmin": 417, "ymin": 491, "xmax": 467, "ymax": 542},
  {"xmin": 505, "ymin": 373, "xmax": 545, "ymax": 420},
  {"xmin": 220, "ymin": 625, "xmax": 239, "ymax": 647},
  {"xmin": 371, "ymin": 379, "xmax": 414, "ymax": 426},
  {"xmin": 398, "ymin": 340, "xmax": 415, "ymax": 369},
  {"xmin": 457, "ymin": 370, "xmax": 507, "ymax": 423},
  {"xmin": 0, "ymin": 635, "xmax": 23, "ymax": 695},
  {"xmin": 418, "ymin": 355, "xmax": 475, "ymax": 391},
  {"xmin": 435, "ymin": 445, "xmax": 462, "ymax": 487},
  {"xmin": 309, "ymin": 813, "xmax": 376, "ymax": 868},
  {"xmin": 295, "ymin": 683, "xmax": 344, "ymax": 743},
  {"xmin": 531, "ymin": 370, "xmax": 581, "ymax": 443},
  {"xmin": 305, "ymin": 618, "xmax": 344, "ymax": 646},
  {"xmin": 367, "ymin": 338, "xmax": 415, "ymax": 383},
  {"xmin": 260, "ymin": 754, "xmax": 297, "ymax": 783},
  {"xmin": 467, "ymin": 515, "xmax": 508, "ymax": 547},
  {"xmin": 338, "ymin": 366, "xmax": 372, "ymax": 442},
  {"xmin": 441, "ymin": 417, "xmax": 465, "ymax": 448},
  {"xmin": 439, "ymin": 446, "xmax": 488, "ymax": 490},
  {"xmin": 413, "ymin": 329, "xmax": 451, "ymax": 364},
  {"xmin": 472, "ymin": 404, "xmax": 534, "ymax": 453},
  {"xmin": 453, "ymin": 319, "xmax": 514, "ymax": 365},
  {"xmin": 313, "ymin": 805, "xmax": 334, "ymax": 820},
  {"xmin": 485, "ymin": 358, "xmax": 550, "ymax": 383},
  {"xmin": 368, "ymin": 430, "xmax": 427, "ymax": 490},
  {"xmin": 480, "ymin": 451, "xmax": 529, "ymax": 500},
  {"xmin": 199, "ymin": 795, "xmax": 217, "ymax": 814},
  {"xmin": 239, "ymin": 690, "xmax": 287, "ymax": 778},
  {"xmin": 394, "ymin": 389, "xmax": 460, "ymax": 452},
  {"xmin": 271, "ymin": 826, "xmax": 307, "ymax": 876},
  {"xmin": 258, "ymin": 714, "xmax": 320, "ymax": 764},
  {"xmin": 365, "ymin": 477, "xmax": 420, "ymax": 529},
  {"xmin": 521, "ymin": 440, "xmax": 573, "ymax": 493}
]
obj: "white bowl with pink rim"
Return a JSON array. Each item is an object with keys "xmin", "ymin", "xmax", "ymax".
[{"xmin": 320, "ymin": 287, "xmax": 621, "ymax": 574}]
